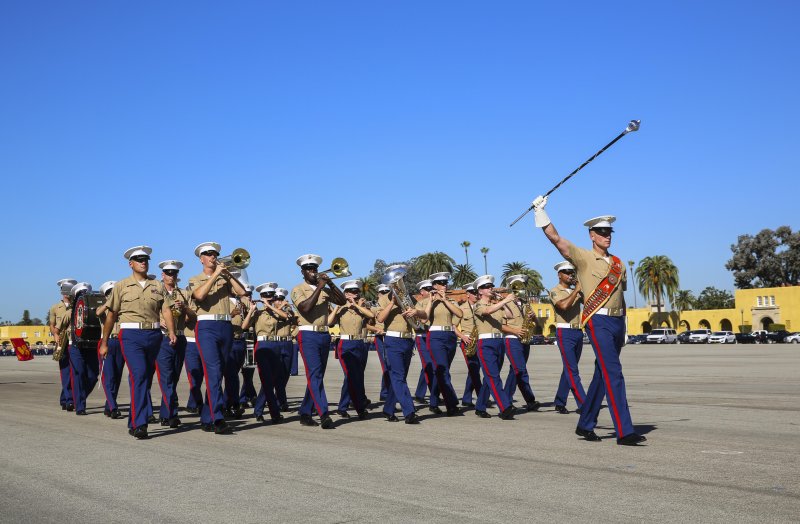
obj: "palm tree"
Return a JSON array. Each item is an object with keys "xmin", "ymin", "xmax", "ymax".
[
  {"xmin": 673, "ymin": 289, "xmax": 695, "ymax": 314},
  {"xmin": 635, "ymin": 255, "xmax": 680, "ymax": 321},
  {"xmin": 452, "ymin": 263, "xmax": 478, "ymax": 288},
  {"xmin": 628, "ymin": 260, "xmax": 637, "ymax": 308},
  {"xmin": 359, "ymin": 275, "xmax": 380, "ymax": 302},
  {"xmin": 460, "ymin": 241, "xmax": 471, "ymax": 265},
  {"xmin": 414, "ymin": 251, "xmax": 455, "ymax": 280},
  {"xmin": 501, "ymin": 261, "xmax": 544, "ymax": 295},
  {"xmin": 480, "ymin": 247, "xmax": 490, "ymax": 274}
]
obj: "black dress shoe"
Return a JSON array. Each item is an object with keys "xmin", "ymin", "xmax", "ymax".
[
  {"xmin": 271, "ymin": 414, "xmax": 285, "ymax": 424},
  {"xmin": 617, "ymin": 433, "xmax": 647, "ymax": 446},
  {"xmin": 446, "ymin": 407, "xmax": 463, "ymax": 417},
  {"xmin": 110, "ymin": 409, "xmax": 122, "ymax": 419},
  {"xmin": 256, "ymin": 415, "xmax": 265, "ymax": 422},
  {"xmin": 168, "ymin": 417, "xmax": 181, "ymax": 428},
  {"xmin": 405, "ymin": 412, "xmax": 420, "ymax": 424},
  {"xmin": 280, "ymin": 404, "xmax": 290, "ymax": 413},
  {"xmin": 300, "ymin": 415, "xmax": 319, "ymax": 427},
  {"xmin": 185, "ymin": 407, "xmax": 199, "ymax": 414},
  {"xmin": 475, "ymin": 410, "xmax": 492, "ymax": 419},
  {"xmin": 461, "ymin": 401, "xmax": 475, "ymax": 408},
  {"xmin": 554, "ymin": 405, "xmax": 570, "ymax": 415},
  {"xmin": 160, "ymin": 418, "xmax": 170, "ymax": 427},
  {"xmin": 336, "ymin": 410, "xmax": 351, "ymax": 419},
  {"xmin": 498, "ymin": 406, "xmax": 516, "ymax": 420},
  {"xmin": 320, "ymin": 415, "xmax": 334, "ymax": 429},
  {"xmin": 61, "ymin": 404, "xmax": 67, "ymax": 411},
  {"xmin": 383, "ymin": 412, "xmax": 399, "ymax": 422},
  {"xmin": 575, "ymin": 427, "xmax": 602, "ymax": 441},
  {"xmin": 357, "ymin": 410, "xmax": 369, "ymax": 420},
  {"xmin": 128, "ymin": 428, "xmax": 134, "ymax": 436},
  {"xmin": 214, "ymin": 420, "xmax": 232, "ymax": 434},
  {"xmin": 201, "ymin": 423, "xmax": 215, "ymax": 432},
  {"xmin": 428, "ymin": 406, "xmax": 443, "ymax": 414},
  {"xmin": 526, "ymin": 401, "xmax": 541, "ymax": 412},
  {"xmin": 104, "ymin": 409, "xmax": 112, "ymax": 417},
  {"xmin": 147, "ymin": 415, "xmax": 157, "ymax": 424},
  {"xmin": 76, "ymin": 410, "xmax": 87, "ymax": 416},
  {"xmin": 364, "ymin": 398, "xmax": 372, "ymax": 407},
  {"xmin": 413, "ymin": 396, "xmax": 427, "ymax": 404},
  {"xmin": 66, "ymin": 404, "xmax": 75, "ymax": 412},
  {"xmin": 132, "ymin": 425, "xmax": 149, "ymax": 439}
]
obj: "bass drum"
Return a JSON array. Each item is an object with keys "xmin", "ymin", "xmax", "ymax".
[{"xmin": 72, "ymin": 291, "xmax": 106, "ymax": 349}]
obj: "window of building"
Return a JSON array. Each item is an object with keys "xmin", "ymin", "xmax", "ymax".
[
  {"xmin": 21, "ymin": 331, "xmax": 27, "ymax": 338},
  {"xmin": 771, "ymin": 296, "xmax": 776, "ymax": 306},
  {"xmin": 538, "ymin": 309, "xmax": 542, "ymax": 317},
  {"xmin": 34, "ymin": 331, "xmax": 41, "ymax": 337},
  {"xmin": 757, "ymin": 296, "xmax": 762, "ymax": 306},
  {"xmin": 546, "ymin": 309, "xmax": 550, "ymax": 318}
]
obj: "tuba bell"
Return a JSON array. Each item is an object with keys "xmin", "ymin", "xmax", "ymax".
[
  {"xmin": 218, "ymin": 248, "xmax": 250, "ymax": 269},
  {"xmin": 320, "ymin": 257, "xmax": 352, "ymax": 279},
  {"xmin": 381, "ymin": 264, "xmax": 420, "ymax": 330}
]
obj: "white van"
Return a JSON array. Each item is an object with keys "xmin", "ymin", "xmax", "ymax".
[{"xmin": 646, "ymin": 328, "xmax": 677, "ymax": 344}]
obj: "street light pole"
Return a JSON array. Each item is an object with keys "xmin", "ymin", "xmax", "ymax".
[
  {"xmin": 740, "ymin": 309, "xmax": 744, "ymax": 333},
  {"xmin": 628, "ymin": 260, "xmax": 636, "ymax": 308}
]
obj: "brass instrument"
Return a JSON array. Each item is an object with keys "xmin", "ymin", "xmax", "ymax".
[
  {"xmin": 381, "ymin": 264, "xmax": 420, "ymax": 331},
  {"xmin": 519, "ymin": 298, "xmax": 537, "ymax": 344},
  {"xmin": 52, "ymin": 307, "xmax": 72, "ymax": 361},
  {"xmin": 320, "ymin": 257, "xmax": 352, "ymax": 279},
  {"xmin": 218, "ymin": 248, "xmax": 250, "ymax": 269}
]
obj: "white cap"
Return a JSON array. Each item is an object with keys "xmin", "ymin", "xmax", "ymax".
[
  {"xmin": 70, "ymin": 282, "xmax": 92, "ymax": 297},
  {"xmin": 554, "ymin": 261, "xmax": 575, "ymax": 272},
  {"xmin": 429, "ymin": 272, "xmax": 451, "ymax": 283},
  {"xmin": 123, "ymin": 245, "xmax": 153, "ymax": 260},
  {"xmin": 341, "ymin": 279, "xmax": 361, "ymax": 291},
  {"xmin": 99, "ymin": 281, "xmax": 116, "ymax": 295},
  {"xmin": 194, "ymin": 242, "xmax": 221, "ymax": 257},
  {"xmin": 462, "ymin": 283, "xmax": 476, "ymax": 292},
  {"xmin": 377, "ymin": 284, "xmax": 391, "ymax": 293},
  {"xmin": 274, "ymin": 288, "xmax": 288, "ymax": 298},
  {"xmin": 416, "ymin": 279, "xmax": 433, "ymax": 290},
  {"xmin": 256, "ymin": 282, "xmax": 277, "ymax": 295},
  {"xmin": 583, "ymin": 215, "xmax": 616, "ymax": 229},
  {"xmin": 57, "ymin": 279, "xmax": 78, "ymax": 294},
  {"xmin": 506, "ymin": 274, "xmax": 528, "ymax": 286},
  {"xmin": 473, "ymin": 275, "xmax": 495, "ymax": 288},
  {"xmin": 296, "ymin": 254, "xmax": 323, "ymax": 267},
  {"xmin": 159, "ymin": 260, "xmax": 184, "ymax": 271}
]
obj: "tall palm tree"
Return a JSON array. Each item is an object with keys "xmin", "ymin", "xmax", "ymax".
[
  {"xmin": 635, "ymin": 255, "xmax": 680, "ymax": 320},
  {"xmin": 414, "ymin": 251, "xmax": 455, "ymax": 280},
  {"xmin": 359, "ymin": 275, "xmax": 380, "ymax": 302},
  {"xmin": 501, "ymin": 261, "xmax": 544, "ymax": 295},
  {"xmin": 673, "ymin": 289, "xmax": 695, "ymax": 314},
  {"xmin": 628, "ymin": 260, "xmax": 636, "ymax": 308},
  {"xmin": 480, "ymin": 247, "xmax": 490, "ymax": 274},
  {"xmin": 460, "ymin": 241, "xmax": 471, "ymax": 265},
  {"xmin": 452, "ymin": 263, "xmax": 478, "ymax": 288}
]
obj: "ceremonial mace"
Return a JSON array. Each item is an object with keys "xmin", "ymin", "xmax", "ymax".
[{"xmin": 509, "ymin": 120, "xmax": 641, "ymax": 227}]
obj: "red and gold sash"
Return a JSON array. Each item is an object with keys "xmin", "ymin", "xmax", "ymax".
[{"xmin": 581, "ymin": 255, "xmax": 623, "ymax": 327}]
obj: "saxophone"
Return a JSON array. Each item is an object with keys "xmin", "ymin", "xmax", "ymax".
[
  {"xmin": 519, "ymin": 298, "xmax": 537, "ymax": 344},
  {"xmin": 464, "ymin": 302, "xmax": 479, "ymax": 357}
]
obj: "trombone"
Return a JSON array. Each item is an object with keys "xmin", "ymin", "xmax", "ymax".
[
  {"xmin": 218, "ymin": 248, "xmax": 250, "ymax": 269},
  {"xmin": 320, "ymin": 257, "xmax": 352, "ymax": 279}
]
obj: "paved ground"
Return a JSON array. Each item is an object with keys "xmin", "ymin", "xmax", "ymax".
[{"xmin": 1, "ymin": 343, "xmax": 798, "ymax": 523}]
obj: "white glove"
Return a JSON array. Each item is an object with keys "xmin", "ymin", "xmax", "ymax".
[{"xmin": 531, "ymin": 195, "xmax": 550, "ymax": 228}]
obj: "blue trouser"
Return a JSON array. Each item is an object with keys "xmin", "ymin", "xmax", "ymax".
[
  {"xmin": 336, "ymin": 339, "xmax": 367, "ymax": 412},
  {"xmin": 59, "ymin": 350, "xmax": 73, "ymax": 406},
  {"xmin": 414, "ymin": 334, "xmax": 436, "ymax": 401},
  {"xmin": 459, "ymin": 342, "xmax": 483, "ymax": 404},
  {"xmin": 425, "ymin": 331, "xmax": 459, "ymax": 410},
  {"xmin": 275, "ymin": 341, "xmax": 292, "ymax": 407},
  {"xmin": 554, "ymin": 328, "xmax": 586, "ymax": 408},
  {"xmin": 297, "ymin": 330, "xmax": 331, "ymax": 417},
  {"xmin": 290, "ymin": 342, "xmax": 299, "ymax": 376},
  {"xmin": 239, "ymin": 365, "xmax": 256, "ymax": 404},
  {"xmin": 382, "ymin": 335, "xmax": 416, "ymax": 417},
  {"xmin": 503, "ymin": 337, "xmax": 537, "ymax": 405},
  {"xmin": 155, "ymin": 334, "xmax": 186, "ymax": 420},
  {"xmin": 68, "ymin": 345, "xmax": 99, "ymax": 413},
  {"xmin": 475, "ymin": 338, "xmax": 511, "ymax": 413},
  {"xmin": 225, "ymin": 338, "xmax": 246, "ymax": 410},
  {"xmin": 372, "ymin": 337, "xmax": 390, "ymax": 401},
  {"xmin": 119, "ymin": 329, "xmax": 161, "ymax": 429},
  {"xmin": 100, "ymin": 337, "xmax": 125, "ymax": 411},
  {"xmin": 578, "ymin": 315, "xmax": 635, "ymax": 438},
  {"xmin": 195, "ymin": 320, "xmax": 233, "ymax": 425},
  {"xmin": 253, "ymin": 341, "xmax": 281, "ymax": 419},
  {"xmin": 184, "ymin": 340, "xmax": 204, "ymax": 410}
]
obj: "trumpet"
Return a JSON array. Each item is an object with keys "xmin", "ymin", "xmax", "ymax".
[
  {"xmin": 218, "ymin": 248, "xmax": 250, "ymax": 269},
  {"xmin": 320, "ymin": 257, "xmax": 352, "ymax": 279}
]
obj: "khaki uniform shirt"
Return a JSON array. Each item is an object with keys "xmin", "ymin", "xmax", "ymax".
[
  {"xmin": 550, "ymin": 284, "xmax": 582, "ymax": 324},
  {"xmin": 162, "ymin": 286, "xmax": 190, "ymax": 333},
  {"xmin": 473, "ymin": 300, "xmax": 506, "ymax": 335},
  {"xmin": 253, "ymin": 308, "xmax": 280, "ymax": 337},
  {"xmin": 335, "ymin": 306, "xmax": 367, "ymax": 336},
  {"xmin": 107, "ymin": 276, "xmax": 165, "ymax": 324},
  {"xmin": 378, "ymin": 294, "xmax": 411, "ymax": 332},
  {"xmin": 275, "ymin": 303, "xmax": 295, "ymax": 338},
  {"xmin": 180, "ymin": 287, "xmax": 197, "ymax": 338},
  {"xmin": 504, "ymin": 301, "xmax": 524, "ymax": 329},
  {"xmin": 566, "ymin": 241, "xmax": 627, "ymax": 311},
  {"xmin": 189, "ymin": 273, "xmax": 233, "ymax": 316},
  {"xmin": 457, "ymin": 302, "xmax": 476, "ymax": 333},
  {"xmin": 416, "ymin": 296, "xmax": 460, "ymax": 327},
  {"xmin": 370, "ymin": 305, "xmax": 385, "ymax": 334},
  {"xmin": 291, "ymin": 283, "xmax": 330, "ymax": 327},
  {"xmin": 49, "ymin": 300, "xmax": 71, "ymax": 331},
  {"xmin": 230, "ymin": 297, "xmax": 248, "ymax": 337}
]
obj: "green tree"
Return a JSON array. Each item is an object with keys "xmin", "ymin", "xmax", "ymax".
[
  {"xmin": 18, "ymin": 310, "xmax": 31, "ymax": 325},
  {"xmin": 460, "ymin": 241, "xmax": 471, "ymax": 265},
  {"xmin": 672, "ymin": 290, "xmax": 696, "ymax": 313},
  {"xmin": 480, "ymin": 247, "xmax": 490, "ymax": 274},
  {"xmin": 726, "ymin": 226, "xmax": 800, "ymax": 288},
  {"xmin": 414, "ymin": 252, "xmax": 455, "ymax": 280},
  {"xmin": 452, "ymin": 263, "xmax": 478, "ymax": 288},
  {"xmin": 635, "ymin": 256, "xmax": 680, "ymax": 319},
  {"xmin": 359, "ymin": 275, "xmax": 380, "ymax": 302},
  {"xmin": 501, "ymin": 261, "xmax": 544, "ymax": 295},
  {"xmin": 368, "ymin": 257, "xmax": 426, "ymax": 293},
  {"xmin": 694, "ymin": 287, "xmax": 735, "ymax": 310}
]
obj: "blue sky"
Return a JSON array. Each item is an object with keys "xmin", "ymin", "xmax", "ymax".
[{"xmin": 1, "ymin": 1, "xmax": 798, "ymax": 323}]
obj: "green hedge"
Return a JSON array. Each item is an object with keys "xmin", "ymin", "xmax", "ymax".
[{"xmin": 768, "ymin": 323, "xmax": 786, "ymax": 331}]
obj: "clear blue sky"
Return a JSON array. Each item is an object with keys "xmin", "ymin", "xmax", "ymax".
[{"xmin": 1, "ymin": 1, "xmax": 798, "ymax": 323}]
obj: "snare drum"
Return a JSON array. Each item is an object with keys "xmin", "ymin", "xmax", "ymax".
[{"xmin": 243, "ymin": 341, "xmax": 256, "ymax": 368}]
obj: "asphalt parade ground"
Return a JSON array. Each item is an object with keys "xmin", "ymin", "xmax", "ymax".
[{"xmin": 1, "ymin": 343, "xmax": 798, "ymax": 523}]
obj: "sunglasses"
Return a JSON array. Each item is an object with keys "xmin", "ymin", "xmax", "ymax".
[
  {"xmin": 422, "ymin": 286, "xmax": 433, "ymax": 291},
  {"xmin": 467, "ymin": 290, "xmax": 478, "ymax": 295},
  {"xmin": 478, "ymin": 283, "xmax": 494, "ymax": 289},
  {"xmin": 201, "ymin": 251, "xmax": 219, "ymax": 257},
  {"xmin": 379, "ymin": 290, "xmax": 390, "ymax": 294},
  {"xmin": 592, "ymin": 228, "xmax": 613, "ymax": 237},
  {"xmin": 560, "ymin": 270, "xmax": 575, "ymax": 275},
  {"xmin": 130, "ymin": 256, "xmax": 150, "ymax": 263},
  {"xmin": 163, "ymin": 269, "xmax": 179, "ymax": 277},
  {"xmin": 433, "ymin": 281, "xmax": 448, "ymax": 286},
  {"xmin": 301, "ymin": 264, "xmax": 318, "ymax": 271}
]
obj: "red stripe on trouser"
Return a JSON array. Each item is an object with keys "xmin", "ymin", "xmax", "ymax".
[
  {"xmin": 194, "ymin": 324, "xmax": 216, "ymax": 421},
  {"xmin": 505, "ymin": 339, "xmax": 520, "ymax": 374},
  {"xmin": 426, "ymin": 331, "xmax": 439, "ymax": 366},
  {"xmin": 416, "ymin": 336, "xmax": 431, "ymax": 386},
  {"xmin": 338, "ymin": 340, "xmax": 358, "ymax": 411},
  {"xmin": 557, "ymin": 328, "xmax": 583, "ymax": 404},
  {"xmin": 297, "ymin": 332, "xmax": 323, "ymax": 416},
  {"xmin": 587, "ymin": 319, "xmax": 624, "ymax": 434},
  {"xmin": 98, "ymin": 343, "xmax": 110, "ymax": 407},
  {"xmin": 477, "ymin": 340, "xmax": 505, "ymax": 411},
  {"xmin": 119, "ymin": 330, "xmax": 137, "ymax": 428}
]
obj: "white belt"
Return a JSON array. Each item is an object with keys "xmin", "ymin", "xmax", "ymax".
[
  {"xmin": 595, "ymin": 307, "xmax": 624, "ymax": 317},
  {"xmin": 120, "ymin": 322, "xmax": 161, "ymax": 330},
  {"xmin": 556, "ymin": 322, "xmax": 581, "ymax": 329},
  {"xmin": 428, "ymin": 325, "xmax": 454, "ymax": 332},
  {"xmin": 185, "ymin": 337, "xmax": 196, "ymax": 342},
  {"xmin": 385, "ymin": 330, "xmax": 414, "ymax": 339},
  {"xmin": 257, "ymin": 335, "xmax": 291, "ymax": 342},
  {"xmin": 504, "ymin": 335, "xmax": 518, "ymax": 339},
  {"xmin": 339, "ymin": 334, "xmax": 364, "ymax": 340},
  {"xmin": 478, "ymin": 332, "xmax": 503, "ymax": 340},
  {"xmin": 197, "ymin": 314, "xmax": 232, "ymax": 321},
  {"xmin": 297, "ymin": 325, "xmax": 328, "ymax": 333}
]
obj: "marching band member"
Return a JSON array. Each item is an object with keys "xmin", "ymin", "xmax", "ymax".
[
  {"xmin": 183, "ymin": 288, "xmax": 203, "ymax": 415},
  {"xmin": 96, "ymin": 280, "xmax": 124, "ymax": 419},
  {"xmin": 329, "ymin": 279, "xmax": 373, "ymax": 419},
  {"xmin": 155, "ymin": 260, "xmax": 188, "ymax": 428},
  {"xmin": 49, "ymin": 279, "xmax": 76, "ymax": 411},
  {"xmin": 413, "ymin": 279, "xmax": 434, "ymax": 405},
  {"xmin": 67, "ymin": 282, "xmax": 100, "ymax": 417},
  {"xmin": 501, "ymin": 275, "xmax": 541, "ymax": 412},
  {"xmin": 417, "ymin": 272, "xmax": 462, "ymax": 416},
  {"xmin": 455, "ymin": 283, "xmax": 483, "ymax": 409},
  {"xmin": 366, "ymin": 284, "xmax": 391, "ymax": 402},
  {"xmin": 273, "ymin": 287, "xmax": 295, "ymax": 411},
  {"xmin": 376, "ymin": 281, "xmax": 426, "ymax": 424},
  {"xmin": 551, "ymin": 261, "xmax": 586, "ymax": 414},
  {"xmin": 291, "ymin": 254, "xmax": 347, "ymax": 429},
  {"xmin": 190, "ymin": 242, "xmax": 247, "ymax": 435},
  {"xmin": 99, "ymin": 246, "xmax": 177, "ymax": 439},
  {"xmin": 224, "ymin": 275, "xmax": 251, "ymax": 419},
  {"xmin": 242, "ymin": 282, "xmax": 286, "ymax": 424},
  {"xmin": 472, "ymin": 275, "xmax": 516, "ymax": 420},
  {"xmin": 533, "ymin": 196, "xmax": 645, "ymax": 445}
]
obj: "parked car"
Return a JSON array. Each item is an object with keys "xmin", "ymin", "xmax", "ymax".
[
  {"xmin": 688, "ymin": 329, "xmax": 712, "ymax": 343},
  {"xmin": 751, "ymin": 330, "xmax": 769, "ymax": 343},
  {"xmin": 627, "ymin": 334, "xmax": 647, "ymax": 344},
  {"xmin": 784, "ymin": 332, "xmax": 800, "ymax": 343},
  {"xmin": 646, "ymin": 328, "xmax": 678, "ymax": 344},
  {"xmin": 735, "ymin": 333, "xmax": 758, "ymax": 344},
  {"xmin": 676, "ymin": 331, "xmax": 691, "ymax": 344},
  {"xmin": 709, "ymin": 331, "xmax": 736, "ymax": 344},
  {"xmin": 529, "ymin": 335, "xmax": 547, "ymax": 345},
  {"xmin": 767, "ymin": 330, "xmax": 791, "ymax": 344}
]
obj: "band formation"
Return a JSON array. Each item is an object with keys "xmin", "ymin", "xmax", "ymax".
[{"xmin": 48, "ymin": 197, "xmax": 646, "ymax": 446}]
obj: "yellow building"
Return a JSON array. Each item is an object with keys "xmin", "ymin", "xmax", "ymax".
[{"xmin": 0, "ymin": 325, "xmax": 53, "ymax": 347}]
